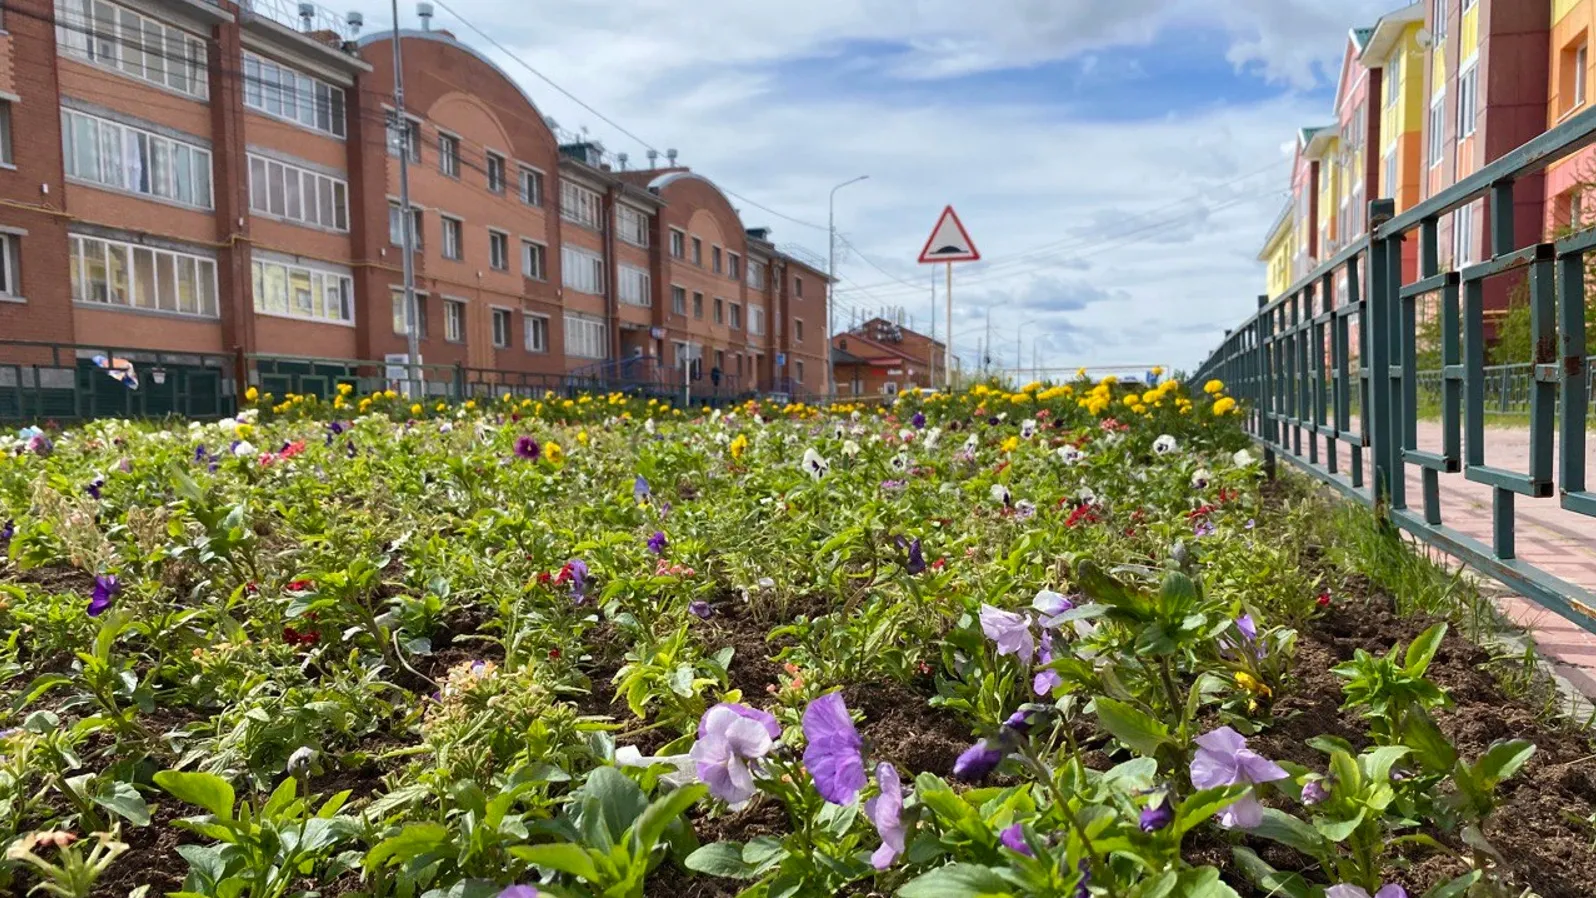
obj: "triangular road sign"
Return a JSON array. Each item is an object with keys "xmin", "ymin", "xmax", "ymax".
[{"xmin": 918, "ymin": 205, "xmax": 981, "ymax": 264}]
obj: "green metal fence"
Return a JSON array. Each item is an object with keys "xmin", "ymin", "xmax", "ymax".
[
  {"xmin": 1194, "ymin": 107, "xmax": 1596, "ymax": 634},
  {"xmin": 1414, "ymin": 360, "xmax": 1594, "ymax": 415},
  {"xmin": 0, "ymin": 340, "xmax": 236, "ymax": 423}
]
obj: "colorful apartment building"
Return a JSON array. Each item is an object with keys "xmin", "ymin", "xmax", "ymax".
[
  {"xmin": 0, "ymin": 0, "xmax": 830, "ymax": 400},
  {"xmin": 1546, "ymin": 0, "xmax": 1596, "ymax": 233}
]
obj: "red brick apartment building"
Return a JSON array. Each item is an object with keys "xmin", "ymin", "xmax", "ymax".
[
  {"xmin": 0, "ymin": 0, "xmax": 828, "ymax": 400},
  {"xmin": 830, "ymin": 317, "xmax": 947, "ymax": 398}
]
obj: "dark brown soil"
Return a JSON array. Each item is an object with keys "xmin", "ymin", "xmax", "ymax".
[
  {"xmin": 4, "ymin": 564, "xmax": 98, "ymax": 594},
  {"xmin": 90, "ymin": 799, "xmax": 192, "ymax": 898},
  {"xmin": 844, "ymin": 678, "xmax": 975, "ymax": 779}
]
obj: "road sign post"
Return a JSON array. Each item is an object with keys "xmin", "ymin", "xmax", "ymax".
[{"xmin": 918, "ymin": 206, "xmax": 980, "ymax": 390}]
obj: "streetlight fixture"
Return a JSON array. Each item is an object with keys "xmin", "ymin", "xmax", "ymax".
[{"xmin": 826, "ymin": 175, "xmax": 869, "ymax": 399}]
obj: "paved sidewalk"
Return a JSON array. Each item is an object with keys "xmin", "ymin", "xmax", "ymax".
[{"xmin": 1309, "ymin": 422, "xmax": 1596, "ymax": 698}]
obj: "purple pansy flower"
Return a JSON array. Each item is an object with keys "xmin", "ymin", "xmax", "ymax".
[
  {"xmin": 906, "ymin": 538, "xmax": 925, "ymax": 575},
  {"xmin": 498, "ymin": 886, "xmax": 540, "ymax": 898},
  {"xmin": 865, "ymin": 762, "xmax": 905, "ymax": 869},
  {"xmin": 562, "ymin": 559, "xmax": 590, "ymax": 602},
  {"xmin": 691, "ymin": 703, "xmax": 780, "ymax": 807},
  {"xmin": 647, "ymin": 531, "xmax": 668, "ymax": 555},
  {"xmin": 1194, "ymin": 518, "xmax": 1217, "ymax": 538},
  {"xmin": 689, "ymin": 600, "xmax": 713, "ymax": 619},
  {"xmin": 802, "ymin": 692, "xmax": 867, "ymax": 805},
  {"xmin": 514, "ymin": 436, "xmax": 541, "ymax": 460},
  {"xmin": 1236, "ymin": 614, "xmax": 1258, "ymax": 643},
  {"xmin": 27, "ymin": 434, "xmax": 53, "ymax": 457},
  {"xmin": 1139, "ymin": 795, "xmax": 1174, "ymax": 832},
  {"xmin": 88, "ymin": 575, "xmax": 119, "ymax": 617},
  {"xmin": 1190, "ymin": 726, "xmax": 1289, "ymax": 829},
  {"xmin": 911, "ymin": 411, "xmax": 926, "ymax": 429},
  {"xmin": 1034, "ymin": 629, "xmax": 1063, "ymax": 696},
  {"xmin": 86, "ymin": 478, "xmax": 104, "ymax": 500},
  {"xmin": 953, "ymin": 738, "xmax": 1006, "ymax": 782},
  {"xmin": 1325, "ymin": 887, "xmax": 1406, "ymax": 898},
  {"xmin": 1301, "ymin": 778, "xmax": 1331, "ymax": 806},
  {"xmin": 999, "ymin": 823, "xmax": 1033, "ymax": 856},
  {"xmin": 346, "ymin": 440, "xmax": 357, "ymax": 458},
  {"xmin": 634, "ymin": 475, "xmax": 651, "ymax": 503},
  {"xmin": 1, "ymin": 520, "xmax": 13, "ymax": 546},
  {"xmin": 980, "ymin": 604, "xmax": 1035, "ymax": 664}
]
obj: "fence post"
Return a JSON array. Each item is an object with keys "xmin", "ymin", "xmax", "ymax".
[
  {"xmin": 1367, "ymin": 199, "xmax": 1397, "ymax": 511},
  {"xmin": 1257, "ymin": 294, "xmax": 1276, "ymax": 479}
]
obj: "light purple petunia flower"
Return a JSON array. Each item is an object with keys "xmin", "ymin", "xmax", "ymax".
[
  {"xmin": 1034, "ymin": 629, "xmax": 1063, "ymax": 697},
  {"xmin": 1301, "ymin": 779, "xmax": 1331, "ymax": 806},
  {"xmin": 953, "ymin": 739, "xmax": 1006, "ymax": 782},
  {"xmin": 999, "ymin": 823, "xmax": 1033, "ymax": 856},
  {"xmin": 498, "ymin": 886, "xmax": 540, "ymax": 898},
  {"xmin": 691, "ymin": 703, "xmax": 780, "ymax": 807},
  {"xmin": 1032, "ymin": 590, "xmax": 1074, "ymax": 629},
  {"xmin": 1236, "ymin": 614, "xmax": 1258, "ymax": 643},
  {"xmin": 88, "ymin": 575, "xmax": 119, "ymax": 617},
  {"xmin": 865, "ymin": 762, "xmax": 905, "ymax": 869},
  {"xmin": 802, "ymin": 692, "xmax": 867, "ymax": 805},
  {"xmin": 1190, "ymin": 726, "xmax": 1289, "ymax": 829},
  {"xmin": 1325, "ymin": 887, "xmax": 1406, "ymax": 898},
  {"xmin": 563, "ymin": 559, "xmax": 589, "ymax": 602},
  {"xmin": 689, "ymin": 600, "xmax": 713, "ymax": 619},
  {"xmin": 980, "ymin": 604, "xmax": 1035, "ymax": 665},
  {"xmin": 1194, "ymin": 519, "xmax": 1217, "ymax": 538}
]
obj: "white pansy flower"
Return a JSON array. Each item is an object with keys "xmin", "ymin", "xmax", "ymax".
[
  {"xmin": 924, "ymin": 427, "xmax": 943, "ymax": 449},
  {"xmin": 1020, "ymin": 420, "xmax": 1037, "ymax": 439},
  {"xmin": 802, "ymin": 448, "xmax": 830, "ymax": 479},
  {"xmin": 962, "ymin": 435, "xmax": 979, "ymax": 454},
  {"xmin": 615, "ymin": 746, "xmax": 697, "ymax": 789},
  {"xmin": 890, "ymin": 452, "xmax": 909, "ymax": 472},
  {"xmin": 645, "ymin": 418, "xmax": 656, "ymax": 435},
  {"xmin": 232, "ymin": 440, "xmax": 257, "ymax": 457},
  {"xmin": 990, "ymin": 484, "xmax": 1012, "ymax": 506},
  {"xmin": 1233, "ymin": 448, "xmax": 1256, "ymax": 467},
  {"xmin": 1079, "ymin": 485, "xmax": 1099, "ymax": 506},
  {"xmin": 1057, "ymin": 444, "xmax": 1085, "ymax": 465},
  {"xmin": 1152, "ymin": 434, "xmax": 1179, "ymax": 455},
  {"xmin": 841, "ymin": 440, "xmax": 861, "ymax": 458},
  {"xmin": 1191, "ymin": 468, "xmax": 1212, "ymax": 490}
]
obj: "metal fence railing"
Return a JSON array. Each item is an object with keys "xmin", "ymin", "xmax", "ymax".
[
  {"xmin": 1414, "ymin": 360, "xmax": 1595, "ymax": 415},
  {"xmin": 0, "ymin": 340, "xmax": 236, "ymax": 423},
  {"xmin": 1194, "ymin": 106, "xmax": 1596, "ymax": 634}
]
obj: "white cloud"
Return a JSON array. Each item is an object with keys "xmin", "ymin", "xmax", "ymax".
[{"xmin": 348, "ymin": 0, "xmax": 1379, "ymax": 372}]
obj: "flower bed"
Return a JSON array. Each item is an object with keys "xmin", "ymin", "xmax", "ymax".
[{"xmin": 0, "ymin": 378, "xmax": 1592, "ymax": 898}]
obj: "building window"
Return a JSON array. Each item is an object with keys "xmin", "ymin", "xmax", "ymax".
[
  {"xmin": 670, "ymin": 229, "xmax": 685, "ymax": 258},
  {"xmin": 795, "ymin": 276, "xmax": 804, "ymax": 298},
  {"xmin": 54, "ymin": 0, "xmax": 209, "ymax": 99},
  {"xmin": 564, "ymin": 312, "xmax": 608, "ymax": 359},
  {"xmin": 618, "ymin": 265, "xmax": 651, "ymax": 306},
  {"xmin": 62, "ymin": 109, "xmax": 213, "ymax": 209},
  {"xmin": 794, "ymin": 318, "xmax": 804, "ymax": 342},
  {"xmin": 486, "ymin": 151, "xmax": 505, "ymax": 193},
  {"xmin": 520, "ymin": 167, "xmax": 544, "ymax": 206},
  {"xmin": 671, "ymin": 285, "xmax": 686, "ymax": 315},
  {"xmin": 729, "ymin": 303, "xmax": 742, "ymax": 330},
  {"xmin": 392, "ymin": 292, "xmax": 427, "ymax": 338},
  {"xmin": 444, "ymin": 299, "xmax": 465, "ymax": 342},
  {"xmin": 561, "ymin": 245, "xmax": 605, "ymax": 294},
  {"xmin": 747, "ymin": 260, "xmax": 767, "ymax": 290},
  {"xmin": 441, "ymin": 216, "xmax": 463, "ymax": 260},
  {"xmin": 492, "ymin": 308, "xmax": 511, "ymax": 348},
  {"xmin": 438, "ymin": 133, "xmax": 460, "ymax": 177},
  {"xmin": 796, "ymin": 360, "xmax": 805, "ymax": 382},
  {"xmin": 0, "ymin": 234, "xmax": 16, "ymax": 299},
  {"xmin": 248, "ymin": 154, "xmax": 348, "ymax": 231},
  {"xmin": 242, "ymin": 52, "xmax": 345, "ymax": 138},
  {"xmin": 489, "ymin": 230, "xmax": 509, "ymax": 270},
  {"xmin": 1386, "ymin": 53, "xmax": 1401, "ymax": 108},
  {"xmin": 728, "ymin": 253, "xmax": 741, "ymax": 280},
  {"xmin": 616, "ymin": 205, "xmax": 650, "ymax": 247},
  {"xmin": 712, "ymin": 246, "xmax": 723, "ymax": 274},
  {"xmin": 525, "ymin": 314, "xmax": 549, "ymax": 352},
  {"xmin": 0, "ymin": 101, "xmax": 11, "ymax": 166},
  {"xmin": 252, "ymin": 257, "xmax": 353, "ymax": 323},
  {"xmin": 1454, "ymin": 205, "xmax": 1474, "ymax": 267},
  {"xmin": 714, "ymin": 296, "xmax": 724, "ymax": 324},
  {"xmin": 388, "ymin": 203, "xmax": 423, "ymax": 248},
  {"xmin": 390, "ymin": 116, "xmax": 421, "ymax": 163},
  {"xmin": 1432, "ymin": 0, "xmax": 1446, "ymax": 40},
  {"xmin": 1428, "ymin": 95, "xmax": 1445, "ymax": 167},
  {"xmin": 1384, "ymin": 151, "xmax": 1398, "ymax": 199},
  {"xmin": 691, "ymin": 237, "xmax": 703, "ymax": 265},
  {"xmin": 1564, "ymin": 41, "xmax": 1589, "ymax": 117},
  {"xmin": 692, "ymin": 291, "xmax": 703, "ymax": 319},
  {"xmin": 1457, "ymin": 64, "xmax": 1477, "ymax": 137},
  {"xmin": 560, "ymin": 180, "xmax": 603, "ymax": 230},
  {"xmin": 522, "ymin": 240, "xmax": 547, "ymax": 280},
  {"xmin": 749, "ymin": 304, "xmax": 765, "ymax": 336},
  {"xmin": 71, "ymin": 234, "xmax": 218, "ymax": 317}
]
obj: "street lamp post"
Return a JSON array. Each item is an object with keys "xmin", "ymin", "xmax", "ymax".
[
  {"xmin": 1015, "ymin": 319, "xmax": 1041, "ymax": 385},
  {"xmin": 826, "ymin": 175, "xmax": 869, "ymax": 399}
]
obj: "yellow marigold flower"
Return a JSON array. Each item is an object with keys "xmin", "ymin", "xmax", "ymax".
[
  {"xmin": 1213, "ymin": 397, "xmax": 1238, "ymax": 415},
  {"xmin": 337, "ymin": 383, "xmax": 353, "ymax": 396},
  {"xmin": 236, "ymin": 423, "xmax": 254, "ymax": 437},
  {"xmin": 358, "ymin": 399, "xmax": 372, "ymax": 412},
  {"xmin": 1204, "ymin": 379, "xmax": 1225, "ymax": 395},
  {"xmin": 244, "ymin": 386, "xmax": 259, "ymax": 403},
  {"xmin": 411, "ymin": 403, "xmax": 423, "ymax": 415},
  {"xmin": 1122, "ymin": 393, "xmax": 1141, "ymax": 406},
  {"xmin": 577, "ymin": 431, "xmax": 589, "ymax": 445},
  {"xmin": 464, "ymin": 400, "xmax": 476, "ymax": 410},
  {"xmin": 562, "ymin": 400, "xmax": 575, "ymax": 409},
  {"xmin": 729, "ymin": 433, "xmax": 749, "ymax": 459},
  {"xmin": 1102, "ymin": 375, "xmax": 1118, "ymax": 386},
  {"xmin": 1075, "ymin": 367, "xmax": 1088, "ymax": 379},
  {"xmin": 1000, "ymin": 435, "xmax": 1020, "ymax": 453},
  {"xmin": 435, "ymin": 402, "xmax": 446, "ymax": 412},
  {"xmin": 385, "ymin": 390, "xmax": 398, "ymax": 400},
  {"xmin": 1151, "ymin": 366, "xmax": 1164, "ymax": 377},
  {"xmin": 503, "ymin": 392, "xmax": 513, "ymax": 403},
  {"xmin": 544, "ymin": 441, "xmax": 564, "ymax": 463},
  {"xmin": 1132, "ymin": 403, "xmax": 1147, "ymax": 414}
]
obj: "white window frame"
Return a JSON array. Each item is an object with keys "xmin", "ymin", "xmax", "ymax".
[
  {"xmin": 747, "ymin": 259, "xmax": 767, "ymax": 290},
  {"xmin": 1454, "ymin": 204, "xmax": 1475, "ymax": 267},
  {"xmin": 728, "ymin": 252, "xmax": 741, "ymax": 280},
  {"xmin": 0, "ymin": 233, "xmax": 18, "ymax": 300},
  {"xmin": 671, "ymin": 284, "xmax": 687, "ymax": 316},
  {"xmin": 1384, "ymin": 150, "xmax": 1398, "ymax": 199},
  {"xmin": 711, "ymin": 245, "xmax": 723, "ymax": 274},
  {"xmin": 1432, "ymin": 0, "xmax": 1447, "ymax": 39},
  {"xmin": 252, "ymin": 256, "xmax": 354, "ymax": 325},
  {"xmin": 54, "ymin": 0, "xmax": 209, "ymax": 99},
  {"xmin": 560, "ymin": 180, "xmax": 604, "ymax": 230},
  {"xmin": 1428, "ymin": 93, "xmax": 1445, "ymax": 168},
  {"xmin": 749, "ymin": 304, "xmax": 766, "ymax": 336},
  {"xmin": 486, "ymin": 150, "xmax": 506, "ymax": 193},
  {"xmin": 488, "ymin": 228, "xmax": 509, "ymax": 271},
  {"xmin": 444, "ymin": 298, "xmax": 465, "ymax": 343},
  {"xmin": 62, "ymin": 108, "xmax": 214, "ymax": 209},
  {"xmin": 491, "ymin": 307, "xmax": 512, "ymax": 349},
  {"xmin": 242, "ymin": 51, "xmax": 345, "ymax": 138},
  {"xmin": 563, "ymin": 312, "xmax": 608, "ymax": 360},
  {"xmin": 438, "ymin": 132, "xmax": 460, "ymax": 178},
  {"xmin": 522, "ymin": 239, "xmax": 547, "ymax": 280},
  {"xmin": 524, "ymin": 313, "xmax": 549, "ymax": 353},
  {"xmin": 71, "ymin": 232, "xmax": 219, "ymax": 317},
  {"xmin": 729, "ymin": 302, "xmax": 742, "ymax": 330},
  {"xmin": 519, "ymin": 166, "xmax": 544, "ymax": 206},
  {"xmin": 691, "ymin": 237, "xmax": 703, "ymax": 265},
  {"xmin": 441, "ymin": 214, "xmax": 464, "ymax": 260},
  {"xmin": 0, "ymin": 101, "xmax": 12, "ymax": 166},
  {"xmin": 388, "ymin": 114, "xmax": 421, "ymax": 163},
  {"xmin": 561, "ymin": 245, "xmax": 605, "ymax": 295},
  {"xmin": 1386, "ymin": 53, "xmax": 1401, "ymax": 108},
  {"xmin": 392, "ymin": 290, "xmax": 428, "ymax": 339},
  {"xmin": 1457, "ymin": 62, "xmax": 1478, "ymax": 138},
  {"xmin": 713, "ymin": 296, "xmax": 724, "ymax": 325},
  {"xmin": 389, "ymin": 202, "xmax": 423, "ymax": 248},
  {"xmin": 669, "ymin": 228, "xmax": 686, "ymax": 258},
  {"xmin": 794, "ymin": 317, "xmax": 805, "ymax": 343},
  {"xmin": 618, "ymin": 264, "xmax": 651, "ymax": 307},
  {"xmin": 1578, "ymin": 44, "xmax": 1590, "ymax": 110},
  {"xmin": 248, "ymin": 153, "xmax": 348, "ymax": 231},
  {"xmin": 616, "ymin": 205, "xmax": 650, "ymax": 247}
]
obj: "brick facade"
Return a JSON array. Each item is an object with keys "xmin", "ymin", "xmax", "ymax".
[{"xmin": 0, "ymin": 2, "xmax": 830, "ymax": 398}]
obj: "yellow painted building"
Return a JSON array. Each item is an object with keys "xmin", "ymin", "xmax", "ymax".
[
  {"xmin": 1258, "ymin": 203, "xmax": 1296, "ymax": 299},
  {"xmin": 1360, "ymin": 4, "xmax": 1427, "ymax": 214},
  {"xmin": 1546, "ymin": 0, "xmax": 1596, "ymax": 235}
]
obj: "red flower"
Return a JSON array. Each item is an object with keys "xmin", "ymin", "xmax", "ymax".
[
  {"xmin": 548, "ymin": 648, "xmax": 562, "ymax": 660},
  {"xmin": 994, "ymin": 461, "xmax": 1011, "ymax": 475},
  {"xmin": 931, "ymin": 557, "xmax": 947, "ymax": 571},
  {"xmin": 1187, "ymin": 505, "xmax": 1216, "ymax": 520},
  {"xmin": 1316, "ymin": 591, "xmax": 1332, "ymax": 608},
  {"xmin": 1124, "ymin": 528, "xmax": 1137, "ymax": 537},
  {"xmin": 279, "ymin": 440, "xmax": 308, "ymax": 460},
  {"xmin": 1065, "ymin": 504, "xmax": 1098, "ymax": 528},
  {"xmin": 245, "ymin": 582, "xmax": 259, "ymax": 594},
  {"xmin": 536, "ymin": 571, "xmax": 552, "ymax": 585},
  {"xmin": 282, "ymin": 626, "xmax": 320, "ymax": 646},
  {"xmin": 286, "ymin": 579, "xmax": 314, "ymax": 592}
]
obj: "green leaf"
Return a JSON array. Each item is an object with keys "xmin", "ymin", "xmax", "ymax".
[
  {"xmin": 1172, "ymin": 786, "xmax": 1247, "ymax": 839},
  {"xmin": 1314, "ymin": 808, "xmax": 1366, "ymax": 842},
  {"xmin": 12, "ymin": 673, "xmax": 71, "ymax": 711},
  {"xmin": 1246, "ymin": 808, "xmax": 1326, "ymax": 855},
  {"xmin": 1404, "ymin": 622, "xmax": 1448, "ymax": 676},
  {"xmin": 685, "ymin": 842, "xmax": 755, "ymax": 879},
  {"xmin": 1093, "ymin": 698, "xmax": 1172, "ymax": 758},
  {"xmin": 1361, "ymin": 745, "xmax": 1412, "ymax": 784},
  {"xmin": 93, "ymin": 780, "xmax": 151, "ymax": 826},
  {"xmin": 632, "ymin": 784, "xmax": 707, "ymax": 854},
  {"xmin": 1475, "ymin": 739, "xmax": 1535, "ymax": 785},
  {"xmin": 363, "ymin": 822, "xmax": 449, "ymax": 870},
  {"xmin": 1421, "ymin": 870, "xmax": 1483, "ymax": 898},
  {"xmin": 509, "ymin": 843, "xmax": 602, "ymax": 883},
  {"xmin": 898, "ymin": 863, "xmax": 1015, "ymax": 898},
  {"xmin": 1229, "ymin": 848, "xmax": 1312, "ymax": 898},
  {"xmin": 153, "ymin": 771, "xmax": 235, "ymax": 821},
  {"xmin": 581, "ymin": 766, "xmax": 649, "ymax": 847},
  {"xmin": 1401, "ymin": 707, "xmax": 1458, "ymax": 774}
]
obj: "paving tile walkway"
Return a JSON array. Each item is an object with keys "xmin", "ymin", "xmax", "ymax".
[{"xmin": 1297, "ymin": 422, "xmax": 1596, "ymax": 698}]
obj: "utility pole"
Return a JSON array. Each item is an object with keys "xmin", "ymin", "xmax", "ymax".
[
  {"xmin": 984, "ymin": 307, "xmax": 991, "ymax": 374},
  {"xmin": 391, "ymin": 0, "xmax": 420, "ymax": 397},
  {"xmin": 827, "ymin": 175, "xmax": 869, "ymax": 399}
]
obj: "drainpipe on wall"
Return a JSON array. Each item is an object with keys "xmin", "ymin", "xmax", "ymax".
[{"xmin": 605, "ymin": 186, "xmax": 621, "ymax": 370}]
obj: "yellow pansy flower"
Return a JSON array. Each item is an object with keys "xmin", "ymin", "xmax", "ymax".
[
  {"xmin": 245, "ymin": 386, "xmax": 260, "ymax": 403},
  {"xmin": 543, "ymin": 441, "xmax": 564, "ymax": 463},
  {"xmin": 729, "ymin": 433, "xmax": 749, "ymax": 459}
]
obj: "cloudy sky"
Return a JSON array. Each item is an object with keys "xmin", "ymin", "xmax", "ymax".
[{"xmin": 345, "ymin": 0, "xmax": 1400, "ymax": 374}]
